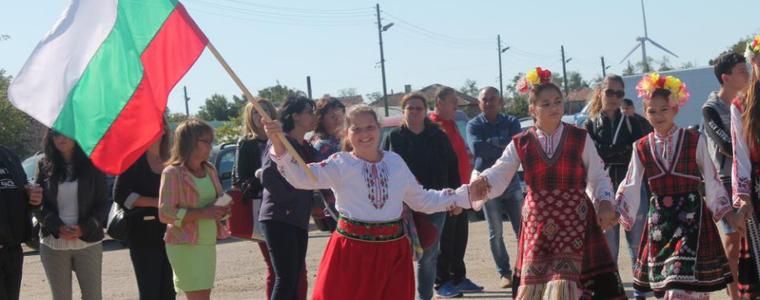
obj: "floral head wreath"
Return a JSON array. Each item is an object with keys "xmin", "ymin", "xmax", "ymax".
[
  {"xmin": 635, "ymin": 72, "xmax": 690, "ymax": 108},
  {"xmin": 517, "ymin": 67, "xmax": 552, "ymax": 94},
  {"xmin": 745, "ymin": 34, "xmax": 760, "ymax": 61}
]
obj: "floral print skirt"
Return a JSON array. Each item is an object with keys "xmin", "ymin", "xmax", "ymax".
[{"xmin": 633, "ymin": 191, "xmax": 732, "ymax": 297}]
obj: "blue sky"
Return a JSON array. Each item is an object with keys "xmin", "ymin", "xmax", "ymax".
[{"xmin": 2, "ymin": 0, "xmax": 758, "ymax": 115}]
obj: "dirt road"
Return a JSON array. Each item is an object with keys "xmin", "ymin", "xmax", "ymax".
[{"xmin": 19, "ymin": 220, "xmax": 731, "ymax": 299}]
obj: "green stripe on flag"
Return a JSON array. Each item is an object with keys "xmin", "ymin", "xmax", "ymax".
[{"xmin": 53, "ymin": 0, "xmax": 179, "ymax": 155}]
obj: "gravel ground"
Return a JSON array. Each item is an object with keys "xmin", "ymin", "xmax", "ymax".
[{"xmin": 19, "ymin": 220, "xmax": 732, "ymax": 299}]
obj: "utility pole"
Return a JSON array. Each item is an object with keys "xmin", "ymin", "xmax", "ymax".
[
  {"xmin": 601, "ymin": 56, "xmax": 607, "ymax": 77},
  {"xmin": 306, "ymin": 76, "xmax": 312, "ymax": 99},
  {"xmin": 561, "ymin": 46, "xmax": 568, "ymax": 96},
  {"xmin": 497, "ymin": 35, "xmax": 510, "ymax": 99},
  {"xmin": 375, "ymin": 4, "xmax": 393, "ymax": 117},
  {"xmin": 183, "ymin": 86, "xmax": 190, "ymax": 117}
]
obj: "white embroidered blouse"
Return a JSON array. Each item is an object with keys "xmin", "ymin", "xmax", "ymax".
[
  {"xmin": 731, "ymin": 103, "xmax": 754, "ymax": 204},
  {"xmin": 616, "ymin": 127, "xmax": 732, "ymax": 229},
  {"xmin": 478, "ymin": 123, "xmax": 615, "ymax": 205},
  {"xmin": 271, "ymin": 150, "xmax": 471, "ymax": 222}
]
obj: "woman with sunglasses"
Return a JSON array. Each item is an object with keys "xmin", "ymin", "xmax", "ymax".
[{"xmin": 583, "ymin": 74, "xmax": 648, "ymax": 298}]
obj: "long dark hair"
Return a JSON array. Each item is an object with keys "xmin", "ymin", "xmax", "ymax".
[
  {"xmin": 279, "ymin": 95, "xmax": 316, "ymax": 133},
  {"xmin": 588, "ymin": 74, "xmax": 624, "ymax": 119},
  {"xmin": 40, "ymin": 129, "xmax": 93, "ymax": 182}
]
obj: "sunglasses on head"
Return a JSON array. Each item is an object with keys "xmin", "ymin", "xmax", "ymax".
[{"xmin": 604, "ymin": 89, "xmax": 625, "ymax": 98}]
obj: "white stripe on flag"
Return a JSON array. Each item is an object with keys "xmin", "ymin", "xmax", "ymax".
[{"xmin": 8, "ymin": 0, "xmax": 118, "ymax": 127}]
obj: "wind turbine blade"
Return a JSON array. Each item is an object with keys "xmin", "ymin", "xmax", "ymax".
[
  {"xmin": 619, "ymin": 43, "xmax": 642, "ymax": 64},
  {"xmin": 646, "ymin": 38, "xmax": 679, "ymax": 58},
  {"xmin": 641, "ymin": 0, "xmax": 648, "ymax": 37}
]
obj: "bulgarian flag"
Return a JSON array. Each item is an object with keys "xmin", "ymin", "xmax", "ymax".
[{"xmin": 9, "ymin": 0, "xmax": 207, "ymax": 175}]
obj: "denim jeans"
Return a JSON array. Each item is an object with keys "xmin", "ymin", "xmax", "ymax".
[
  {"xmin": 416, "ymin": 212, "xmax": 447, "ymax": 300},
  {"xmin": 483, "ymin": 185, "xmax": 523, "ymax": 278},
  {"xmin": 604, "ymin": 184, "xmax": 650, "ymax": 297}
]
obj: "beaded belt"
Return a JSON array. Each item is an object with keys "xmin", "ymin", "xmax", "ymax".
[{"xmin": 336, "ymin": 216, "xmax": 404, "ymax": 242}]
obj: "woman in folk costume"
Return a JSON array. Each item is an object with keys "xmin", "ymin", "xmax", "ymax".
[
  {"xmin": 616, "ymin": 72, "xmax": 745, "ymax": 299},
  {"xmin": 732, "ymin": 34, "xmax": 760, "ymax": 299},
  {"xmin": 472, "ymin": 67, "xmax": 626, "ymax": 299},
  {"xmin": 261, "ymin": 105, "xmax": 487, "ymax": 300}
]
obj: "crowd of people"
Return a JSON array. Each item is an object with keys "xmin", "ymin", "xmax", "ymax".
[{"xmin": 1, "ymin": 37, "xmax": 760, "ymax": 300}]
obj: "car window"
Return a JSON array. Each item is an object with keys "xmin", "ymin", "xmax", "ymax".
[{"xmin": 217, "ymin": 148, "xmax": 236, "ymax": 175}]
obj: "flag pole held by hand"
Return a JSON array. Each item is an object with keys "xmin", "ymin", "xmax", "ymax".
[{"xmin": 206, "ymin": 42, "xmax": 317, "ymax": 182}]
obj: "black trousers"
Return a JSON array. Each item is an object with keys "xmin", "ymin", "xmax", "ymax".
[
  {"xmin": 436, "ymin": 212, "xmax": 469, "ymax": 284},
  {"xmin": 129, "ymin": 244, "xmax": 176, "ymax": 300},
  {"xmin": 0, "ymin": 244, "xmax": 22, "ymax": 300},
  {"xmin": 260, "ymin": 220, "xmax": 308, "ymax": 300}
]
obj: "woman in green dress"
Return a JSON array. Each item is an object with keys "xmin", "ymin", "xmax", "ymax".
[{"xmin": 158, "ymin": 118, "xmax": 232, "ymax": 300}]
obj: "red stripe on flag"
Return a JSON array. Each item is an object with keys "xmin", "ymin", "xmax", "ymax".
[{"xmin": 90, "ymin": 4, "xmax": 207, "ymax": 175}]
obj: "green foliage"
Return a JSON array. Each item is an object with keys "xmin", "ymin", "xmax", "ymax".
[
  {"xmin": 257, "ymin": 81, "xmax": 303, "ymax": 107},
  {"xmin": 166, "ymin": 112, "xmax": 189, "ymax": 124},
  {"xmin": 709, "ymin": 36, "xmax": 753, "ymax": 65},
  {"xmin": 215, "ymin": 115, "xmax": 242, "ymax": 145},
  {"xmin": 197, "ymin": 94, "xmax": 233, "ymax": 121},
  {"xmin": 504, "ymin": 95, "xmax": 529, "ymax": 119},
  {"xmin": 0, "ymin": 69, "xmax": 30, "ymax": 154},
  {"xmin": 459, "ymin": 79, "xmax": 479, "ymax": 98}
]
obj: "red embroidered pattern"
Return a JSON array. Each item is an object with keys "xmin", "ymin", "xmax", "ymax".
[{"xmin": 363, "ymin": 161, "xmax": 389, "ymax": 209}]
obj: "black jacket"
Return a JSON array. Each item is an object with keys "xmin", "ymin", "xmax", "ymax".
[
  {"xmin": 232, "ymin": 137, "xmax": 267, "ymax": 201},
  {"xmin": 584, "ymin": 110, "xmax": 647, "ymax": 166},
  {"xmin": 0, "ymin": 146, "xmax": 32, "ymax": 246},
  {"xmin": 113, "ymin": 155, "xmax": 166, "ymax": 248},
  {"xmin": 383, "ymin": 123, "xmax": 460, "ymax": 190},
  {"xmin": 259, "ymin": 137, "xmax": 317, "ymax": 230},
  {"xmin": 36, "ymin": 160, "xmax": 109, "ymax": 243}
]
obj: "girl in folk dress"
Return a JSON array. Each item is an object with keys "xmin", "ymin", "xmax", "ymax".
[
  {"xmin": 616, "ymin": 73, "xmax": 744, "ymax": 299},
  {"xmin": 262, "ymin": 105, "xmax": 485, "ymax": 300},
  {"xmin": 472, "ymin": 67, "xmax": 626, "ymax": 299},
  {"xmin": 731, "ymin": 34, "xmax": 760, "ymax": 299}
]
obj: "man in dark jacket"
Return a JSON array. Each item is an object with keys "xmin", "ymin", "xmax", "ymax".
[{"xmin": 0, "ymin": 145, "xmax": 41, "ymax": 300}]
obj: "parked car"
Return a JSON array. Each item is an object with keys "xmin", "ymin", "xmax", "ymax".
[{"xmin": 209, "ymin": 142, "xmax": 237, "ymax": 192}]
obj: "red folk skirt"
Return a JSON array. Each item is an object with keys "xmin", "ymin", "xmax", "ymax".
[{"xmin": 311, "ymin": 217, "xmax": 413, "ymax": 300}]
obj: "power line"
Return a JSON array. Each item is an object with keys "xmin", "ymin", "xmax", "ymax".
[
  {"xmin": 382, "ymin": 11, "xmax": 491, "ymax": 45},
  {"xmin": 214, "ymin": 0, "xmax": 372, "ymax": 15}
]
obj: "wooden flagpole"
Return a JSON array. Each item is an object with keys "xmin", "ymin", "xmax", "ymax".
[{"xmin": 206, "ymin": 42, "xmax": 317, "ymax": 182}]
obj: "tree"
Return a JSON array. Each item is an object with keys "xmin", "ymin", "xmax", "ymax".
[
  {"xmin": 503, "ymin": 74, "xmax": 529, "ymax": 118},
  {"xmin": 0, "ymin": 69, "xmax": 31, "ymax": 155},
  {"xmin": 166, "ymin": 112, "xmax": 188, "ymax": 124},
  {"xmin": 365, "ymin": 92, "xmax": 382, "ymax": 104},
  {"xmin": 709, "ymin": 36, "xmax": 753, "ymax": 65},
  {"xmin": 215, "ymin": 115, "xmax": 242, "ymax": 145},
  {"xmin": 459, "ymin": 79, "xmax": 479, "ymax": 98},
  {"xmin": 197, "ymin": 94, "xmax": 234, "ymax": 121},
  {"xmin": 337, "ymin": 88, "xmax": 359, "ymax": 97},
  {"xmin": 257, "ymin": 81, "xmax": 303, "ymax": 107},
  {"xmin": 657, "ymin": 56, "xmax": 674, "ymax": 72},
  {"xmin": 623, "ymin": 61, "xmax": 636, "ymax": 76}
]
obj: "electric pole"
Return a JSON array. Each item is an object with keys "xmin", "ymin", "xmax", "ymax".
[
  {"xmin": 183, "ymin": 86, "xmax": 190, "ymax": 117},
  {"xmin": 497, "ymin": 35, "xmax": 510, "ymax": 99},
  {"xmin": 375, "ymin": 4, "xmax": 393, "ymax": 117},
  {"xmin": 306, "ymin": 76, "xmax": 312, "ymax": 99},
  {"xmin": 601, "ymin": 56, "xmax": 607, "ymax": 77},
  {"xmin": 561, "ymin": 46, "xmax": 568, "ymax": 96}
]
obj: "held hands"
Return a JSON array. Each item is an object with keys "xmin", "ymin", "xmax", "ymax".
[
  {"xmin": 725, "ymin": 210, "xmax": 747, "ymax": 235},
  {"xmin": 58, "ymin": 225, "xmax": 82, "ymax": 240},
  {"xmin": 738, "ymin": 195, "xmax": 754, "ymax": 220},
  {"xmin": 468, "ymin": 176, "xmax": 491, "ymax": 210},
  {"xmin": 596, "ymin": 201, "xmax": 618, "ymax": 231}
]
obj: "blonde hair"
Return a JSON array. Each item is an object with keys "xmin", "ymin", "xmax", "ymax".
[
  {"xmin": 742, "ymin": 67, "xmax": 760, "ymax": 149},
  {"xmin": 242, "ymin": 99, "xmax": 277, "ymax": 140},
  {"xmin": 588, "ymin": 75, "xmax": 625, "ymax": 119},
  {"xmin": 167, "ymin": 118, "xmax": 214, "ymax": 167},
  {"xmin": 341, "ymin": 105, "xmax": 380, "ymax": 151}
]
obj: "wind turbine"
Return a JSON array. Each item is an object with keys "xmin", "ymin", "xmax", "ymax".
[{"xmin": 619, "ymin": 0, "xmax": 678, "ymax": 72}]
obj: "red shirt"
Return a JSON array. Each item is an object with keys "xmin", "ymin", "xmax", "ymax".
[{"xmin": 429, "ymin": 112, "xmax": 472, "ymax": 184}]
